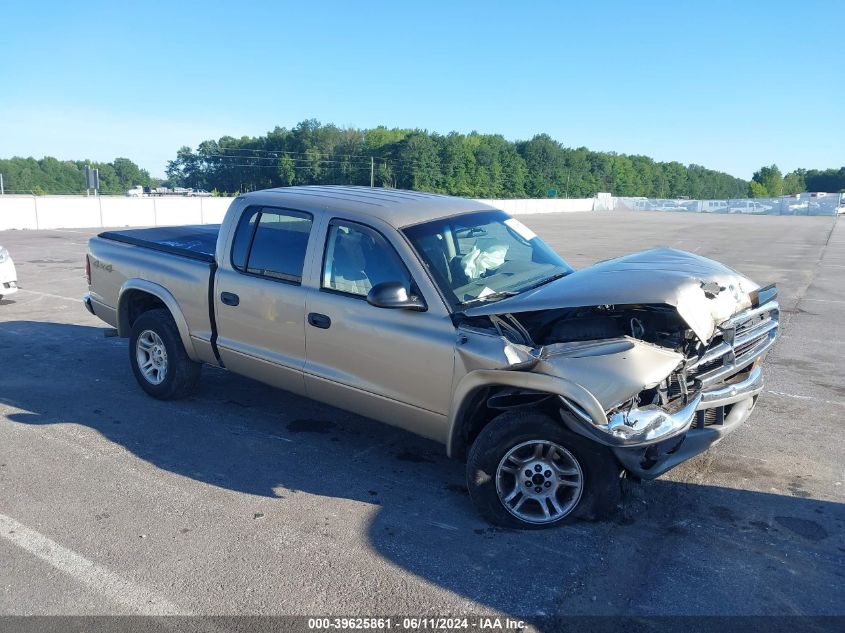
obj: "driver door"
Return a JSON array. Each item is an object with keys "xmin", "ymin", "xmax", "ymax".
[{"xmin": 303, "ymin": 218, "xmax": 456, "ymax": 442}]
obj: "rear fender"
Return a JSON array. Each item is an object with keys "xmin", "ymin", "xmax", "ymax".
[{"xmin": 117, "ymin": 279, "xmax": 198, "ymax": 360}]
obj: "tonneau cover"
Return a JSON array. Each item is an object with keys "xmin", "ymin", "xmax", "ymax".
[{"xmin": 99, "ymin": 224, "xmax": 220, "ymax": 262}]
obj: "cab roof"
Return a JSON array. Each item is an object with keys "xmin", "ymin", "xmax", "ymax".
[{"xmin": 237, "ymin": 186, "xmax": 496, "ymax": 228}]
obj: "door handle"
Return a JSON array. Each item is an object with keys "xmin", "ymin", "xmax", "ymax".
[
  {"xmin": 220, "ymin": 292, "xmax": 240, "ymax": 306},
  {"xmin": 308, "ymin": 312, "xmax": 331, "ymax": 329}
]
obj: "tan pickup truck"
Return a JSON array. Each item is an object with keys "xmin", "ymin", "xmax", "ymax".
[{"xmin": 85, "ymin": 186, "xmax": 779, "ymax": 528}]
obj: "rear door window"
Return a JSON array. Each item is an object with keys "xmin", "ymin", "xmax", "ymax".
[{"xmin": 231, "ymin": 207, "xmax": 313, "ymax": 283}]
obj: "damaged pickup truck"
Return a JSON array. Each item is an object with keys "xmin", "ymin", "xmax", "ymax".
[{"xmin": 84, "ymin": 186, "xmax": 779, "ymax": 528}]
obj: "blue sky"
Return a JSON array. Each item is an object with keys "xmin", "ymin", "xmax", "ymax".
[{"xmin": 1, "ymin": 0, "xmax": 842, "ymax": 179}]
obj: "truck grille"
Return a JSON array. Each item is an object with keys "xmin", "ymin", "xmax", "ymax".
[
  {"xmin": 667, "ymin": 374, "xmax": 684, "ymax": 399},
  {"xmin": 686, "ymin": 300, "xmax": 779, "ymax": 389}
]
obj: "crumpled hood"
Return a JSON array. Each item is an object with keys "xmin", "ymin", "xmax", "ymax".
[{"xmin": 463, "ymin": 247, "xmax": 759, "ymax": 343}]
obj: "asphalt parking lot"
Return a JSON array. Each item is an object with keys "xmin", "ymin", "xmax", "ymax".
[{"xmin": 0, "ymin": 211, "xmax": 843, "ymax": 621}]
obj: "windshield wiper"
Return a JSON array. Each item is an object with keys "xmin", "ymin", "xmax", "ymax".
[
  {"xmin": 459, "ymin": 271, "xmax": 570, "ymax": 308},
  {"xmin": 460, "ymin": 290, "xmax": 521, "ymax": 307}
]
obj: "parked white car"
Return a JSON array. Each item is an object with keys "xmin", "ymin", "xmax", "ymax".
[
  {"xmin": 0, "ymin": 246, "xmax": 19, "ymax": 300},
  {"xmin": 728, "ymin": 201, "xmax": 772, "ymax": 214}
]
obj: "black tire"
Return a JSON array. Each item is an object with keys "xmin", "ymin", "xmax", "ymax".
[
  {"xmin": 466, "ymin": 408, "xmax": 622, "ymax": 529},
  {"xmin": 129, "ymin": 308, "xmax": 201, "ymax": 400}
]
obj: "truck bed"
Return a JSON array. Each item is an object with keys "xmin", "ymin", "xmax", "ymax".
[{"xmin": 98, "ymin": 224, "xmax": 220, "ymax": 262}]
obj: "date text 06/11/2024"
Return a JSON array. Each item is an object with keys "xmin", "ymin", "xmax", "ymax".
[{"xmin": 306, "ymin": 617, "xmax": 527, "ymax": 630}]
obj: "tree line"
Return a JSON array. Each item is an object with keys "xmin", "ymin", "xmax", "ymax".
[
  {"xmin": 165, "ymin": 120, "xmax": 750, "ymax": 199},
  {"xmin": 2, "ymin": 120, "xmax": 842, "ymax": 199},
  {"xmin": 0, "ymin": 156, "xmax": 159, "ymax": 195}
]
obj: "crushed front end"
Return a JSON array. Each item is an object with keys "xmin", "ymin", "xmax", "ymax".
[
  {"xmin": 455, "ymin": 245, "xmax": 781, "ymax": 479},
  {"xmin": 595, "ymin": 293, "xmax": 780, "ymax": 478},
  {"xmin": 457, "ymin": 280, "xmax": 779, "ymax": 479}
]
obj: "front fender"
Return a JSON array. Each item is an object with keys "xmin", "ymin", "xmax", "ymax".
[
  {"xmin": 117, "ymin": 279, "xmax": 198, "ymax": 360},
  {"xmin": 446, "ymin": 368, "xmax": 607, "ymax": 458},
  {"xmin": 446, "ymin": 336, "xmax": 685, "ymax": 458}
]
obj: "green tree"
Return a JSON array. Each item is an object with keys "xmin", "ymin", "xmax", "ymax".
[
  {"xmin": 166, "ymin": 147, "xmax": 202, "ymax": 189},
  {"xmin": 749, "ymin": 181, "xmax": 768, "ymax": 198},
  {"xmin": 277, "ymin": 155, "xmax": 295, "ymax": 186},
  {"xmin": 519, "ymin": 134, "xmax": 566, "ymax": 197},
  {"xmin": 397, "ymin": 132, "xmax": 441, "ymax": 191},
  {"xmin": 782, "ymin": 169, "xmax": 806, "ymax": 195},
  {"xmin": 750, "ymin": 165, "xmax": 783, "ymax": 197},
  {"xmin": 803, "ymin": 167, "xmax": 845, "ymax": 192}
]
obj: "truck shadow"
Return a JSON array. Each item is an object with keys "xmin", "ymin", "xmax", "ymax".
[{"xmin": 1, "ymin": 320, "xmax": 843, "ymax": 619}]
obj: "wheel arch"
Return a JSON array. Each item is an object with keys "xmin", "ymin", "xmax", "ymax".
[
  {"xmin": 117, "ymin": 280, "xmax": 197, "ymax": 360},
  {"xmin": 446, "ymin": 370, "xmax": 607, "ymax": 460}
]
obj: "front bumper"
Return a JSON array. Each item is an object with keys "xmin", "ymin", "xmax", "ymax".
[
  {"xmin": 612, "ymin": 365, "xmax": 765, "ymax": 478},
  {"xmin": 560, "ymin": 364, "xmax": 764, "ymax": 449},
  {"xmin": 0, "ymin": 258, "xmax": 18, "ymax": 296},
  {"xmin": 612, "ymin": 394, "xmax": 757, "ymax": 479},
  {"xmin": 559, "ymin": 359, "xmax": 768, "ymax": 479},
  {"xmin": 0, "ymin": 280, "xmax": 18, "ymax": 296}
]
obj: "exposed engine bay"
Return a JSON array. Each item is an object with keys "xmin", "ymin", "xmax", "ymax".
[
  {"xmin": 455, "ymin": 304, "xmax": 701, "ymax": 412},
  {"xmin": 504, "ymin": 304, "xmax": 698, "ymax": 352}
]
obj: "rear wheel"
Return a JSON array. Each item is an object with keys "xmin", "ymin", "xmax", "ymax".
[
  {"xmin": 466, "ymin": 409, "xmax": 622, "ymax": 529},
  {"xmin": 129, "ymin": 308, "xmax": 201, "ymax": 399}
]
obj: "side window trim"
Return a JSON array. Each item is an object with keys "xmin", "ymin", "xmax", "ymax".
[
  {"xmin": 229, "ymin": 205, "xmax": 261, "ymax": 272},
  {"xmin": 229, "ymin": 205, "xmax": 313, "ymax": 286},
  {"xmin": 243, "ymin": 208, "xmax": 262, "ymax": 273},
  {"xmin": 320, "ymin": 218, "xmax": 417, "ymax": 300}
]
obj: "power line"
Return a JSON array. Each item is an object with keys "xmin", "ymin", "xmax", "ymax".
[
  {"xmin": 189, "ymin": 146, "xmax": 477, "ymax": 171},
  {"xmin": 203, "ymin": 154, "xmax": 375, "ymax": 166},
  {"xmin": 208, "ymin": 147, "xmax": 377, "ymax": 160},
  {"xmin": 192, "ymin": 151, "xmax": 464, "ymax": 173},
  {"xmin": 206, "ymin": 164, "xmax": 375, "ymax": 170}
]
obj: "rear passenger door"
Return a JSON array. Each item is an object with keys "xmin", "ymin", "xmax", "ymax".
[{"xmin": 215, "ymin": 206, "xmax": 316, "ymax": 396}]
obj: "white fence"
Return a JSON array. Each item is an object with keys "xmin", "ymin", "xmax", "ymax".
[
  {"xmin": 616, "ymin": 192, "xmax": 843, "ymax": 216},
  {"xmin": 0, "ymin": 192, "xmax": 841, "ymax": 231},
  {"xmin": 0, "ymin": 195, "xmax": 235, "ymax": 231},
  {"xmin": 475, "ymin": 198, "xmax": 598, "ymax": 215}
]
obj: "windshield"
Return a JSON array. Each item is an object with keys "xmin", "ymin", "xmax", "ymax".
[{"xmin": 402, "ymin": 210, "xmax": 574, "ymax": 308}]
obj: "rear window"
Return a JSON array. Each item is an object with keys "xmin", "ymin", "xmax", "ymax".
[{"xmin": 231, "ymin": 207, "xmax": 313, "ymax": 283}]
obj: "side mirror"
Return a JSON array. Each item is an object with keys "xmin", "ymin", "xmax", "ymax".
[{"xmin": 367, "ymin": 281, "xmax": 427, "ymax": 311}]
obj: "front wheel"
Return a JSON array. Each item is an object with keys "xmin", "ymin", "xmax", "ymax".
[
  {"xmin": 129, "ymin": 308, "xmax": 201, "ymax": 400},
  {"xmin": 466, "ymin": 409, "xmax": 622, "ymax": 529}
]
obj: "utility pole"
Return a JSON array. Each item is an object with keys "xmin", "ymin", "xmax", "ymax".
[
  {"xmin": 370, "ymin": 157, "xmax": 375, "ymax": 188},
  {"xmin": 0, "ymin": 173, "xmax": 4, "ymax": 195}
]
